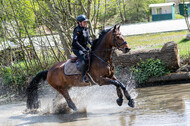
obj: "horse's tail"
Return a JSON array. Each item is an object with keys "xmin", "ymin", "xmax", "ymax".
[{"xmin": 26, "ymin": 70, "xmax": 48, "ymax": 109}]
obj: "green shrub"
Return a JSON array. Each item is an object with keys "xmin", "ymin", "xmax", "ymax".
[
  {"xmin": 1, "ymin": 67, "xmax": 13, "ymax": 85},
  {"xmin": 0, "ymin": 56, "xmax": 56, "ymax": 94},
  {"xmin": 130, "ymin": 58, "xmax": 170, "ymax": 84},
  {"xmin": 0, "ymin": 66, "xmax": 27, "ymax": 94}
]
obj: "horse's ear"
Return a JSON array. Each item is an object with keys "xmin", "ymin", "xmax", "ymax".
[
  {"xmin": 117, "ymin": 25, "xmax": 120, "ymax": 31},
  {"xmin": 113, "ymin": 25, "xmax": 117, "ymax": 32}
]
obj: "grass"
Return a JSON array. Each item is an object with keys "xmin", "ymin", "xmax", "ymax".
[
  {"xmin": 124, "ymin": 30, "xmax": 190, "ymax": 58},
  {"xmin": 175, "ymin": 14, "xmax": 185, "ymax": 20}
]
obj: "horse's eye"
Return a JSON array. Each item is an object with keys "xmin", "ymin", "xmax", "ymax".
[{"xmin": 116, "ymin": 36, "xmax": 120, "ymax": 39}]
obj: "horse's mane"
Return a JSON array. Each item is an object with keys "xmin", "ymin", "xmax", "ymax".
[{"xmin": 91, "ymin": 28, "xmax": 111, "ymax": 51}]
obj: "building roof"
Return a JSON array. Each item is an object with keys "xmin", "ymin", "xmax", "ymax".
[
  {"xmin": 179, "ymin": 2, "xmax": 190, "ymax": 4},
  {"xmin": 149, "ymin": 2, "xmax": 175, "ymax": 8}
]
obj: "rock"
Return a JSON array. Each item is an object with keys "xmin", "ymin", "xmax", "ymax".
[{"xmin": 186, "ymin": 34, "xmax": 190, "ymax": 40}]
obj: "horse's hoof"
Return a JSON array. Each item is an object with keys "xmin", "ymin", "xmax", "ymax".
[
  {"xmin": 33, "ymin": 101, "xmax": 40, "ymax": 109},
  {"xmin": 116, "ymin": 98, "xmax": 123, "ymax": 106},
  {"xmin": 69, "ymin": 106, "xmax": 78, "ymax": 112},
  {"xmin": 128, "ymin": 99, "xmax": 135, "ymax": 108},
  {"xmin": 73, "ymin": 107, "xmax": 78, "ymax": 112}
]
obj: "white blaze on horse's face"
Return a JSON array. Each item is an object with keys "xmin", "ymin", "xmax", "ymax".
[{"xmin": 112, "ymin": 25, "xmax": 127, "ymax": 49}]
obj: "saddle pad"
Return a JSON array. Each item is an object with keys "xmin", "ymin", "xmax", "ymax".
[{"xmin": 63, "ymin": 59, "xmax": 81, "ymax": 75}]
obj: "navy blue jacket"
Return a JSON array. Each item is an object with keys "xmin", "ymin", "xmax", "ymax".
[{"xmin": 72, "ymin": 25, "xmax": 91, "ymax": 50}]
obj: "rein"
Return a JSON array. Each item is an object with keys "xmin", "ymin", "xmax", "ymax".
[{"xmin": 91, "ymin": 52, "xmax": 112, "ymax": 67}]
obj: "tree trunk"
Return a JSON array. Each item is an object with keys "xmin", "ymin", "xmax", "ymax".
[
  {"xmin": 46, "ymin": 0, "xmax": 71, "ymax": 59},
  {"xmin": 147, "ymin": 72, "xmax": 190, "ymax": 84},
  {"xmin": 183, "ymin": 0, "xmax": 190, "ymax": 32},
  {"xmin": 117, "ymin": 0, "xmax": 125, "ymax": 23},
  {"xmin": 113, "ymin": 41, "xmax": 180, "ymax": 70}
]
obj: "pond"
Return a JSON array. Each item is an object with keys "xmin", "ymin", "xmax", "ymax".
[{"xmin": 0, "ymin": 83, "xmax": 190, "ymax": 126}]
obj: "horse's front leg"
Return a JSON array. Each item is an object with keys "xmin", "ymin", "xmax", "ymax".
[
  {"xmin": 102, "ymin": 77, "xmax": 134, "ymax": 108},
  {"xmin": 110, "ymin": 76, "xmax": 123, "ymax": 106},
  {"xmin": 116, "ymin": 86, "xmax": 123, "ymax": 106}
]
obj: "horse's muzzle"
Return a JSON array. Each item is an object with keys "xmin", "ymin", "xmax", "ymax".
[{"xmin": 121, "ymin": 48, "xmax": 131, "ymax": 53}]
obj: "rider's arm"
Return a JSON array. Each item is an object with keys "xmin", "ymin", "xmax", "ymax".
[
  {"xmin": 73, "ymin": 28, "xmax": 85, "ymax": 51},
  {"xmin": 87, "ymin": 29, "xmax": 93, "ymax": 46},
  {"xmin": 76, "ymin": 41, "xmax": 86, "ymax": 51}
]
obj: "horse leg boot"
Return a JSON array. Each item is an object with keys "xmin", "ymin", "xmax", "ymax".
[
  {"xmin": 111, "ymin": 76, "xmax": 123, "ymax": 106},
  {"xmin": 102, "ymin": 78, "xmax": 134, "ymax": 108},
  {"xmin": 115, "ymin": 80, "xmax": 134, "ymax": 108},
  {"xmin": 116, "ymin": 86, "xmax": 123, "ymax": 106},
  {"xmin": 81, "ymin": 60, "xmax": 88, "ymax": 83}
]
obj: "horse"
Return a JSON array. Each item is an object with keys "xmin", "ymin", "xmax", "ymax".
[{"xmin": 26, "ymin": 24, "xmax": 135, "ymax": 111}]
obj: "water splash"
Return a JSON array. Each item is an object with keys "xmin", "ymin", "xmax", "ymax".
[
  {"xmin": 116, "ymin": 67, "xmax": 138, "ymax": 99},
  {"xmin": 30, "ymin": 68, "xmax": 138, "ymax": 114}
]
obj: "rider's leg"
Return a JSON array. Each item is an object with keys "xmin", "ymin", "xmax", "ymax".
[
  {"xmin": 81, "ymin": 60, "xmax": 88, "ymax": 82},
  {"xmin": 73, "ymin": 50, "xmax": 88, "ymax": 83}
]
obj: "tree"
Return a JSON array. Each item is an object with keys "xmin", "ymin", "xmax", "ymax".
[{"xmin": 183, "ymin": 0, "xmax": 190, "ymax": 32}]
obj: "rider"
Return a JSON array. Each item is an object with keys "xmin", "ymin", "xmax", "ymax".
[{"xmin": 72, "ymin": 14, "xmax": 92, "ymax": 83}]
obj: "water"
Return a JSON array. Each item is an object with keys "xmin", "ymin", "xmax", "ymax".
[{"xmin": 0, "ymin": 83, "xmax": 190, "ymax": 126}]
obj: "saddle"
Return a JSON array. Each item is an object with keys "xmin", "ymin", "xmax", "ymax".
[
  {"xmin": 63, "ymin": 59, "xmax": 81, "ymax": 75},
  {"xmin": 63, "ymin": 54, "xmax": 90, "ymax": 76},
  {"xmin": 70, "ymin": 55, "xmax": 78, "ymax": 63}
]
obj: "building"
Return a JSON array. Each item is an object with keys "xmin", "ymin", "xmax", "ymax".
[
  {"xmin": 179, "ymin": 2, "xmax": 190, "ymax": 16},
  {"xmin": 166, "ymin": 0, "xmax": 181, "ymax": 5},
  {"xmin": 0, "ymin": 34, "xmax": 61, "ymax": 65},
  {"xmin": 149, "ymin": 2, "xmax": 176, "ymax": 21}
]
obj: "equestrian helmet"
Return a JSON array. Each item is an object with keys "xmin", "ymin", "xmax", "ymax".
[{"xmin": 76, "ymin": 15, "xmax": 88, "ymax": 22}]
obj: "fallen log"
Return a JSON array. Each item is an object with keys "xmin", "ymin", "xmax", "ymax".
[
  {"xmin": 147, "ymin": 72, "xmax": 190, "ymax": 83},
  {"xmin": 113, "ymin": 41, "xmax": 180, "ymax": 70}
]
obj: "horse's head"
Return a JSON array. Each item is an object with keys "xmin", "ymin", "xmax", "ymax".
[{"xmin": 111, "ymin": 25, "xmax": 130, "ymax": 53}]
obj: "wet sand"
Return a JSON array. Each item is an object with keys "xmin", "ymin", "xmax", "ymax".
[{"xmin": 0, "ymin": 83, "xmax": 190, "ymax": 126}]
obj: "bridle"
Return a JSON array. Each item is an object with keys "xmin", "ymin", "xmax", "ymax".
[
  {"xmin": 90, "ymin": 29, "xmax": 127, "ymax": 53},
  {"xmin": 90, "ymin": 30, "xmax": 127, "ymax": 66},
  {"xmin": 112, "ymin": 31, "xmax": 127, "ymax": 48}
]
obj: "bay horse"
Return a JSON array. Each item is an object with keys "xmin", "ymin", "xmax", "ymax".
[{"xmin": 26, "ymin": 25, "xmax": 134, "ymax": 111}]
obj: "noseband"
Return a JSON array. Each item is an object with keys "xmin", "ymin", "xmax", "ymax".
[{"xmin": 112, "ymin": 32, "xmax": 127, "ymax": 48}]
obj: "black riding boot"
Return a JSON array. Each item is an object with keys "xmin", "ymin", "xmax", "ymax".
[{"xmin": 81, "ymin": 61, "xmax": 88, "ymax": 83}]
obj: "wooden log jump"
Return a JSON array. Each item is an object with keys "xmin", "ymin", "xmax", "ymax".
[{"xmin": 113, "ymin": 41, "xmax": 180, "ymax": 70}]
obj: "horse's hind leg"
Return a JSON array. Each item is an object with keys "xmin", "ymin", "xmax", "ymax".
[{"xmin": 56, "ymin": 88, "xmax": 77, "ymax": 111}]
